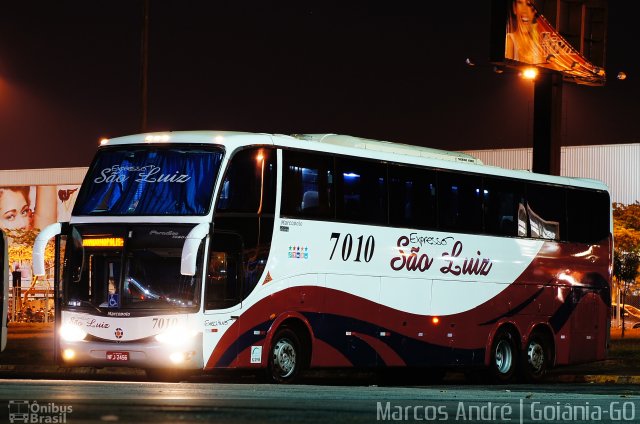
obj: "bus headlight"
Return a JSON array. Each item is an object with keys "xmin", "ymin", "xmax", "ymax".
[
  {"xmin": 60, "ymin": 325, "xmax": 88, "ymax": 342},
  {"xmin": 155, "ymin": 327, "xmax": 198, "ymax": 347}
]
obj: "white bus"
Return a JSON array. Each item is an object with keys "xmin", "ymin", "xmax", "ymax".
[{"xmin": 33, "ymin": 131, "xmax": 612, "ymax": 382}]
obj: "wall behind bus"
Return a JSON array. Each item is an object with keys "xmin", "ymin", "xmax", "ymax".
[{"xmin": 464, "ymin": 144, "xmax": 640, "ymax": 205}]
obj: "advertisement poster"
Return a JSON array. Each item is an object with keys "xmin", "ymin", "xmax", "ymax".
[
  {"xmin": 496, "ymin": 0, "xmax": 605, "ymax": 85},
  {"xmin": 0, "ymin": 185, "xmax": 79, "ymax": 281}
]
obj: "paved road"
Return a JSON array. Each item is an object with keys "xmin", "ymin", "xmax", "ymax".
[{"xmin": 0, "ymin": 379, "xmax": 638, "ymax": 424}]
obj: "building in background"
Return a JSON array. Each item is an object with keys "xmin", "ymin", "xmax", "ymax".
[{"xmin": 464, "ymin": 143, "xmax": 640, "ymax": 205}]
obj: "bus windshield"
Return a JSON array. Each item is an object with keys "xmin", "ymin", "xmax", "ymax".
[
  {"xmin": 64, "ymin": 224, "xmax": 203, "ymax": 311},
  {"xmin": 74, "ymin": 146, "xmax": 223, "ymax": 216}
]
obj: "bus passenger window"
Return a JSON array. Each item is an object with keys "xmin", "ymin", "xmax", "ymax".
[
  {"xmin": 336, "ymin": 158, "xmax": 387, "ymax": 225},
  {"xmin": 566, "ymin": 189, "xmax": 610, "ymax": 243},
  {"xmin": 281, "ymin": 151, "xmax": 334, "ymax": 219},
  {"xmin": 526, "ymin": 183, "xmax": 566, "ymax": 241},
  {"xmin": 389, "ymin": 165, "xmax": 437, "ymax": 230},
  {"xmin": 483, "ymin": 177, "xmax": 525, "ymax": 237},
  {"xmin": 438, "ymin": 172, "xmax": 483, "ymax": 233}
]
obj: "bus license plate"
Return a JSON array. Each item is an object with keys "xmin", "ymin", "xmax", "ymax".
[{"xmin": 106, "ymin": 351, "xmax": 129, "ymax": 362}]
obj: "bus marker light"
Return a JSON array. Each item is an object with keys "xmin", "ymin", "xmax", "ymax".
[
  {"xmin": 253, "ymin": 330, "xmax": 266, "ymax": 336},
  {"xmin": 418, "ymin": 332, "xmax": 424, "ymax": 337},
  {"xmin": 345, "ymin": 331, "xmax": 352, "ymax": 336},
  {"xmin": 447, "ymin": 333, "xmax": 453, "ymax": 338},
  {"xmin": 269, "ymin": 313, "xmax": 276, "ymax": 320},
  {"xmin": 431, "ymin": 317, "xmax": 440, "ymax": 325},
  {"xmin": 62, "ymin": 349, "xmax": 76, "ymax": 361},
  {"xmin": 379, "ymin": 332, "xmax": 390, "ymax": 337}
]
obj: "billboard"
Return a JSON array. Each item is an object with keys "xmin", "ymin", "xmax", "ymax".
[
  {"xmin": 491, "ymin": 0, "xmax": 606, "ymax": 86},
  {"xmin": 0, "ymin": 185, "xmax": 79, "ymax": 279}
]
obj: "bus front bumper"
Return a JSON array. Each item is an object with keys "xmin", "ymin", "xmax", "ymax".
[{"xmin": 59, "ymin": 335, "xmax": 204, "ymax": 370}]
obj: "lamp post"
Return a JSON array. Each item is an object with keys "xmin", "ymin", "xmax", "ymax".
[{"xmin": 140, "ymin": 0, "xmax": 150, "ymax": 132}]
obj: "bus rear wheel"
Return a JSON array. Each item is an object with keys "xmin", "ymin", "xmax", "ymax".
[
  {"xmin": 489, "ymin": 328, "xmax": 518, "ymax": 383},
  {"xmin": 521, "ymin": 331, "xmax": 551, "ymax": 382},
  {"xmin": 267, "ymin": 328, "xmax": 303, "ymax": 383}
]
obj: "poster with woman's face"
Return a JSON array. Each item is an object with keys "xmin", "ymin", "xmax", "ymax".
[
  {"xmin": 0, "ymin": 185, "xmax": 80, "ymax": 232},
  {"xmin": 494, "ymin": 0, "xmax": 605, "ymax": 85}
]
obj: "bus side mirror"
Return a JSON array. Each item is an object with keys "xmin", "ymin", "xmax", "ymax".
[
  {"xmin": 181, "ymin": 223, "xmax": 210, "ymax": 276},
  {"xmin": 33, "ymin": 223, "xmax": 62, "ymax": 277}
]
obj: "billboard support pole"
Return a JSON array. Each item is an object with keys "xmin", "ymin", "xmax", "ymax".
[{"xmin": 532, "ymin": 72, "xmax": 563, "ymax": 176}]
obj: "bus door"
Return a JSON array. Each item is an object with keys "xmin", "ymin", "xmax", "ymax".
[
  {"xmin": 1, "ymin": 230, "xmax": 8, "ymax": 352},
  {"xmin": 203, "ymin": 231, "xmax": 244, "ymax": 368}
]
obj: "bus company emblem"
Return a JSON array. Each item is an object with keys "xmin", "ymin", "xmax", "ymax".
[
  {"xmin": 115, "ymin": 328, "xmax": 124, "ymax": 339},
  {"xmin": 93, "ymin": 165, "xmax": 191, "ymax": 184},
  {"xmin": 390, "ymin": 235, "xmax": 493, "ymax": 276},
  {"xmin": 288, "ymin": 246, "xmax": 308, "ymax": 260}
]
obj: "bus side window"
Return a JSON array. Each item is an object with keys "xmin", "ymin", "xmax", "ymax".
[
  {"xmin": 205, "ymin": 233, "xmax": 243, "ymax": 310},
  {"xmin": 389, "ymin": 165, "xmax": 437, "ymax": 230},
  {"xmin": 526, "ymin": 183, "xmax": 566, "ymax": 241},
  {"xmin": 216, "ymin": 148, "xmax": 276, "ymax": 214},
  {"xmin": 281, "ymin": 150, "xmax": 334, "ymax": 219},
  {"xmin": 336, "ymin": 158, "xmax": 387, "ymax": 225},
  {"xmin": 483, "ymin": 177, "xmax": 525, "ymax": 237},
  {"xmin": 438, "ymin": 172, "xmax": 483, "ymax": 233},
  {"xmin": 566, "ymin": 189, "xmax": 610, "ymax": 243}
]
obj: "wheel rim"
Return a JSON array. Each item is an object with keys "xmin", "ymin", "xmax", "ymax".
[
  {"xmin": 272, "ymin": 338, "xmax": 297, "ymax": 378},
  {"xmin": 527, "ymin": 340, "xmax": 545, "ymax": 373},
  {"xmin": 494, "ymin": 339, "xmax": 513, "ymax": 374}
]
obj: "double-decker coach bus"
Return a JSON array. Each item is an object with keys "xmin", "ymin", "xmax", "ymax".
[{"xmin": 33, "ymin": 131, "xmax": 612, "ymax": 382}]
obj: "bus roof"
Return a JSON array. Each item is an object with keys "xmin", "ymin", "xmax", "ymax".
[
  {"xmin": 100, "ymin": 131, "xmax": 609, "ymax": 192},
  {"xmin": 291, "ymin": 134, "xmax": 482, "ymax": 165}
]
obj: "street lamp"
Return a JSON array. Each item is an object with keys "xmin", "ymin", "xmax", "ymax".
[{"xmin": 521, "ymin": 67, "xmax": 538, "ymax": 80}]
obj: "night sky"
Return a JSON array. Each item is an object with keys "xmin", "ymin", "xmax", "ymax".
[{"xmin": 0, "ymin": 1, "xmax": 638, "ymax": 170}]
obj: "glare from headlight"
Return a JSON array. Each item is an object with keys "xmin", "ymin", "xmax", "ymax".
[
  {"xmin": 155, "ymin": 326, "xmax": 198, "ymax": 346},
  {"xmin": 169, "ymin": 352, "xmax": 186, "ymax": 364},
  {"xmin": 60, "ymin": 324, "xmax": 88, "ymax": 342},
  {"xmin": 62, "ymin": 349, "xmax": 76, "ymax": 361}
]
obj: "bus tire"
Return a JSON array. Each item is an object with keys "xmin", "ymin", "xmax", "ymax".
[
  {"xmin": 521, "ymin": 331, "xmax": 551, "ymax": 383},
  {"xmin": 267, "ymin": 328, "xmax": 303, "ymax": 384},
  {"xmin": 489, "ymin": 328, "xmax": 518, "ymax": 383}
]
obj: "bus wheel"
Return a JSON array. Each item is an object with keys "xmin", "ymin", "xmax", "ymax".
[
  {"xmin": 268, "ymin": 328, "xmax": 303, "ymax": 383},
  {"xmin": 521, "ymin": 331, "xmax": 551, "ymax": 382},
  {"xmin": 490, "ymin": 328, "xmax": 517, "ymax": 383}
]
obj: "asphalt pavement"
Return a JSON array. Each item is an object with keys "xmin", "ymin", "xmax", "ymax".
[{"xmin": 2, "ymin": 322, "xmax": 639, "ymax": 385}]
